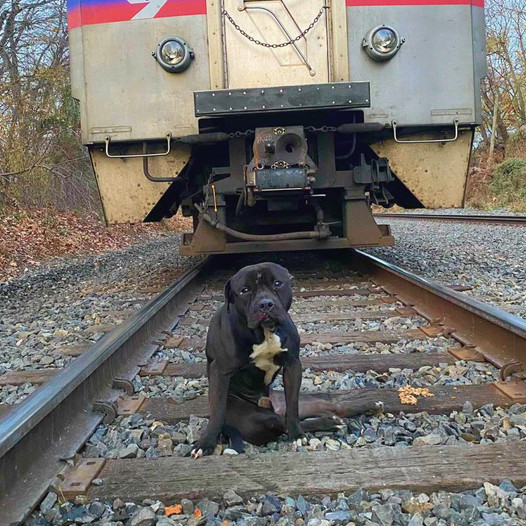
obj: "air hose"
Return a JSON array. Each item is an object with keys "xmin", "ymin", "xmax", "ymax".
[{"xmin": 194, "ymin": 204, "xmax": 329, "ymax": 241}]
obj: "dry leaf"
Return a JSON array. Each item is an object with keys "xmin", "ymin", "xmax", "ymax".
[{"xmin": 165, "ymin": 504, "xmax": 183, "ymax": 516}]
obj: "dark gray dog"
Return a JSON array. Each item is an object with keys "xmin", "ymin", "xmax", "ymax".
[{"xmin": 191, "ymin": 262, "xmax": 346, "ymax": 458}]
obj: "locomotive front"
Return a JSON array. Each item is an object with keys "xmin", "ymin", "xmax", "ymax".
[{"xmin": 68, "ymin": 0, "xmax": 486, "ymax": 255}]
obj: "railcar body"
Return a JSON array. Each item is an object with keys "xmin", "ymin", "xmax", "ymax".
[{"xmin": 68, "ymin": 0, "xmax": 486, "ymax": 255}]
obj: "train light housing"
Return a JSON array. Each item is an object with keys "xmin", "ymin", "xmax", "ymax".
[
  {"xmin": 362, "ymin": 26, "xmax": 404, "ymax": 61},
  {"xmin": 154, "ymin": 37, "xmax": 194, "ymax": 73}
]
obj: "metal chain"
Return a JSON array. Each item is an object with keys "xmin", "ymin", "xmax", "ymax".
[
  {"xmin": 222, "ymin": 6, "xmax": 328, "ymax": 48},
  {"xmin": 223, "ymin": 127, "xmax": 336, "ymax": 138},
  {"xmin": 226, "ymin": 129, "xmax": 255, "ymax": 139},
  {"xmin": 305, "ymin": 125, "xmax": 337, "ymax": 133}
]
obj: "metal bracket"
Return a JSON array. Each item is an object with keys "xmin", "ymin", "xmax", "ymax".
[
  {"xmin": 58, "ymin": 459, "xmax": 106, "ymax": 499},
  {"xmin": 105, "ymin": 133, "xmax": 172, "ymax": 158},
  {"xmin": 419, "ymin": 325, "xmax": 443, "ymax": 338},
  {"xmin": 395, "ymin": 307, "xmax": 418, "ymax": 317},
  {"xmin": 500, "ymin": 360, "xmax": 524, "ymax": 381},
  {"xmin": 392, "ymin": 119, "xmax": 459, "ymax": 144},
  {"xmin": 92, "ymin": 400, "xmax": 118, "ymax": 424},
  {"xmin": 116, "ymin": 394, "xmax": 146, "ymax": 416},
  {"xmin": 113, "ymin": 378, "xmax": 135, "ymax": 395},
  {"xmin": 494, "ymin": 380, "xmax": 526, "ymax": 402},
  {"xmin": 447, "ymin": 347, "xmax": 486, "ymax": 362},
  {"xmin": 140, "ymin": 360, "xmax": 169, "ymax": 376}
]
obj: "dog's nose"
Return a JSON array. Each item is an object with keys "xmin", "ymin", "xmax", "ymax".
[{"xmin": 258, "ymin": 298, "xmax": 274, "ymax": 312}]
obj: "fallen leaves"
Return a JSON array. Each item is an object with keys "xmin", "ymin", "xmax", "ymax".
[
  {"xmin": 164, "ymin": 505, "xmax": 202, "ymax": 518},
  {"xmin": 0, "ymin": 207, "xmax": 192, "ymax": 281},
  {"xmin": 165, "ymin": 504, "xmax": 182, "ymax": 517},
  {"xmin": 398, "ymin": 385, "xmax": 434, "ymax": 405}
]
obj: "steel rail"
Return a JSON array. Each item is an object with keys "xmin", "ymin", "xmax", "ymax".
[
  {"xmin": 0, "ymin": 257, "xmax": 213, "ymax": 525},
  {"xmin": 374, "ymin": 212, "xmax": 526, "ymax": 225},
  {"xmin": 2, "ymin": 249, "xmax": 526, "ymax": 523},
  {"xmin": 352, "ymin": 250, "xmax": 526, "ymax": 368}
]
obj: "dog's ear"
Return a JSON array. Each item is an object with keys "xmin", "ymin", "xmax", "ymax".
[
  {"xmin": 285, "ymin": 294, "xmax": 293, "ymax": 312},
  {"xmin": 224, "ymin": 278, "xmax": 234, "ymax": 313}
]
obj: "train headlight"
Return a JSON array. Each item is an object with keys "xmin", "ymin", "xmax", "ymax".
[
  {"xmin": 154, "ymin": 37, "xmax": 194, "ymax": 73},
  {"xmin": 362, "ymin": 25, "xmax": 403, "ymax": 61}
]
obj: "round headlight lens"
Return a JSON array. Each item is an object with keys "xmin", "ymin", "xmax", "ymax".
[
  {"xmin": 362, "ymin": 25, "xmax": 403, "ymax": 62},
  {"xmin": 372, "ymin": 28, "xmax": 397, "ymax": 54},
  {"xmin": 161, "ymin": 40, "xmax": 185, "ymax": 65},
  {"xmin": 154, "ymin": 37, "xmax": 194, "ymax": 73}
]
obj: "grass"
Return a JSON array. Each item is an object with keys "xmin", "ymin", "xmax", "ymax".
[{"xmin": 490, "ymin": 159, "xmax": 526, "ymax": 212}]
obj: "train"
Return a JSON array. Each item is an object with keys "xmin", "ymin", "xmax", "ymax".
[{"xmin": 67, "ymin": 0, "xmax": 486, "ymax": 255}]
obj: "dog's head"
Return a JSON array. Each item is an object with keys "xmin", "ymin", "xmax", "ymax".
[{"xmin": 225, "ymin": 262, "xmax": 292, "ymax": 329}]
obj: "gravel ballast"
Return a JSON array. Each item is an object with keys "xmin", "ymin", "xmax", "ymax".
[
  {"xmin": 370, "ymin": 215, "xmax": 526, "ymax": 319},
  {"xmin": 2, "ymin": 217, "xmax": 524, "ymax": 526},
  {"xmin": 0, "ymin": 235, "xmax": 201, "ymax": 384},
  {"xmin": 27, "ymin": 479, "xmax": 526, "ymax": 525}
]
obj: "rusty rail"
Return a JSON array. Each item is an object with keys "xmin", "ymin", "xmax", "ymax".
[
  {"xmin": 352, "ymin": 250, "xmax": 526, "ymax": 368},
  {"xmin": 374, "ymin": 212, "xmax": 526, "ymax": 225},
  {"xmin": 2, "ymin": 250, "xmax": 526, "ymax": 523},
  {"xmin": 0, "ymin": 258, "xmax": 213, "ymax": 525}
]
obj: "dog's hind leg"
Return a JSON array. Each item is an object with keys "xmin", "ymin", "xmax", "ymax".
[
  {"xmin": 270, "ymin": 390, "xmax": 384, "ymax": 419},
  {"xmin": 221, "ymin": 424, "xmax": 245, "ymax": 454},
  {"xmin": 300, "ymin": 416, "xmax": 345, "ymax": 433},
  {"xmin": 225, "ymin": 395, "xmax": 286, "ymax": 447}
]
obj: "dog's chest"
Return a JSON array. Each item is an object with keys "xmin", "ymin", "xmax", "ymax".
[{"xmin": 250, "ymin": 329, "xmax": 288, "ymax": 385}]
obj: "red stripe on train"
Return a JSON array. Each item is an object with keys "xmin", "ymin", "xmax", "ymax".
[
  {"xmin": 68, "ymin": 0, "xmax": 206, "ymax": 30},
  {"xmin": 346, "ymin": 0, "xmax": 484, "ymax": 6},
  {"xmin": 157, "ymin": 0, "xmax": 206, "ymax": 18}
]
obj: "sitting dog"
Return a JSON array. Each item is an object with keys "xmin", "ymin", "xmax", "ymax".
[{"xmin": 191, "ymin": 262, "xmax": 351, "ymax": 458}]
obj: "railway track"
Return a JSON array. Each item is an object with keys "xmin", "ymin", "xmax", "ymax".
[
  {"xmin": 1, "ymin": 251, "xmax": 526, "ymax": 524},
  {"xmin": 374, "ymin": 213, "xmax": 526, "ymax": 226}
]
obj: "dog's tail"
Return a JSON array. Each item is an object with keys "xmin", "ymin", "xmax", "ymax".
[{"xmin": 221, "ymin": 425, "xmax": 245, "ymax": 454}]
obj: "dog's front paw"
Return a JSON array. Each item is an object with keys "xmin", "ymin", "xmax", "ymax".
[
  {"xmin": 286, "ymin": 419, "xmax": 303, "ymax": 440},
  {"xmin": 191, "ymin": 435, "xmax": 218, "ymax": 459}
]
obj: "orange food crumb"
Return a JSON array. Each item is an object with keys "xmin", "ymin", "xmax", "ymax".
[
  {"xmin": 398, "ymin": 386, "xmax": 434, "ymax": 405},
  {"xmin": 194, "ymin": 508, "xmax": 203, "ymax": 518},
  {"xmin": 165, "ymin": 504, "xmax": 183, "ymax": 517}
]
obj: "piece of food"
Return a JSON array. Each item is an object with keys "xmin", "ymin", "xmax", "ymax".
[{"xmin": 398, "ymin": 386, "xmax": 434, "ymax": 405}]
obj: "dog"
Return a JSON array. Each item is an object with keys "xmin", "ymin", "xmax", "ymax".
[{"xmin": 191, "ymin": 262, "xmax": 352, "ymax": 458}]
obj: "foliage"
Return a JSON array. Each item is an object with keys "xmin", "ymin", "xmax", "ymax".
[
  {"xmin": 489, "ymin": 159, "xmax": 526, "ymax": 210},
  {"xmin": 479, "ymin": 0, "xmax": 526, "ymax": 153},
  {"xmin": 0, "ymin": 0, "xmax": 99, "ymax": 214}
]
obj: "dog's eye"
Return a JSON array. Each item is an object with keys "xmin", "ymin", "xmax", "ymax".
[
  {"xmin": 239, "ymin": 287, "xmax": 250, "ymax": 295},
  {"xmin": 274, "ymin": 280, "xmax": 283, "ymax": 288}
]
